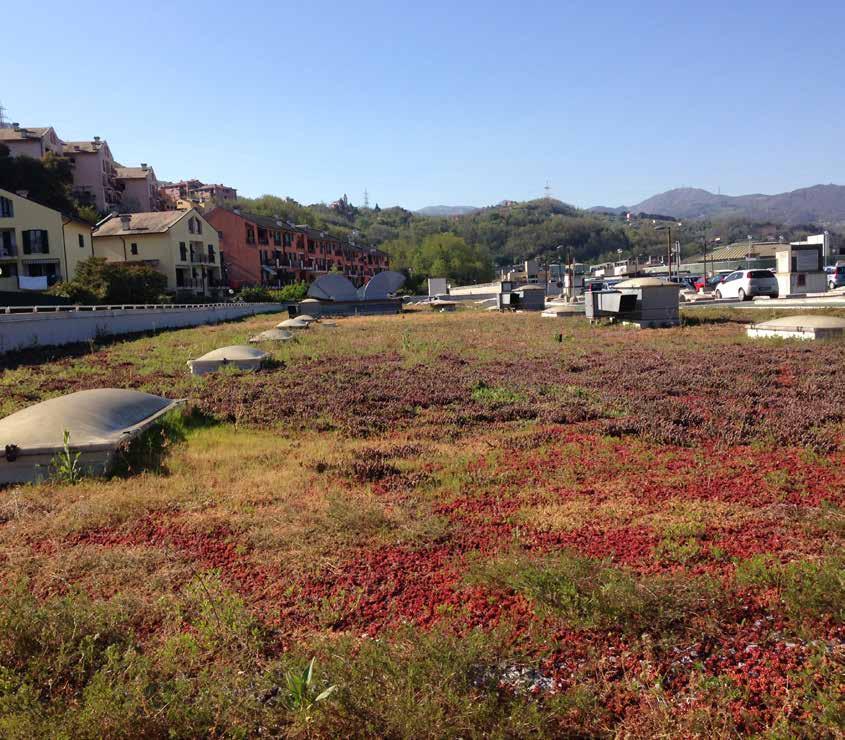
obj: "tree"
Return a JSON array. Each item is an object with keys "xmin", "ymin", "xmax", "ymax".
[
  {"xmin": 408, "ymin": 233, "xmax": 493, "ymax": 285},
  {"xmin": 0, "ymin": 145, "xmax": 77, "ymax": 214}
]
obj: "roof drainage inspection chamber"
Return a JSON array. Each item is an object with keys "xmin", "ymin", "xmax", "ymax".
[
  {"xmin": 0, "ymin": 389, "xmax": 182, "ymax": 485},
  {"xmin": 187, "ymin": 345, "xmax": 269, "ymax": 375},
  {"xmin": 747, "ymin": 314, "xmax": 845, "ymax": 341}
]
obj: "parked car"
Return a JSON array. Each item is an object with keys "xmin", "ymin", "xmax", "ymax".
[
  {"xmin": 669, "ymin": 276, "xmax": 697, "ymax": 291},
  {"xmin": 824, "ymin": 265, "xmax": 845, "ymax": 290},
  {"xmin": 713, "ymin": 269, "xmax": 779, "ymax": 301},
  {"xmin": 694, "ymin": 274, "xmax": 727, "ymax": 291}
]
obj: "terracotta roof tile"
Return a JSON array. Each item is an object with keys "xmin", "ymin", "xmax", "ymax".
[{"xmin": 93, "ymin": 211, "xmax": 187, "ymax": 237}]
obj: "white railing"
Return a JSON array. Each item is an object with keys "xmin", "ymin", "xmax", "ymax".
[{"xmin": 0, "ymin": 302, "xmax": 283, "ymax": 315}]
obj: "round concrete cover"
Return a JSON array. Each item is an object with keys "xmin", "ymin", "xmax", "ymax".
[
  {"xmin": 278, "ymin": 318, "xmax": 310, "ymax": 329},
  {"xmin": 753, "ymin": 314, "xmax": 845, "ymax": 330},
  {"xmin": 194, "ymin": 345, "xmax": 268, "ymax": 362},
  {"xmin": 250, "ymin": 329, "xmax": 294, "ymax": 342},
  {"xmin": 307, "ymin": 274, "xmax": 359, "ymax": 301},
  {"xmin": 297, "ymin": 314, "xmax": 317, "ymax": 323},
  {"xmin": 0, "ymin": 389, "xmax": 179, "ymax": 453},
  {"xmin": 615, "ymin": 277, "xmax": 677, "ymax": 288}
]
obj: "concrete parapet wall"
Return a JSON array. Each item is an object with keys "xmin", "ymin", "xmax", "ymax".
[{"xmin": 0, "ymin": 303, "xmax": 285, "ymax": 354}]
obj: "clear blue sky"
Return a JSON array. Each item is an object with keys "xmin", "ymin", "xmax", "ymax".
[{"xmin": 4, "ymin": 0, "xmax": 844, "ymax": 210}]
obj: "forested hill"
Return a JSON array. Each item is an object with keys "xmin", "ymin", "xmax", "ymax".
[{"xmin": 232, "ymin": 194, "xmax": 837, "ymax": 289}]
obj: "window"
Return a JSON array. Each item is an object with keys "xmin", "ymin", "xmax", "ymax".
[
  {"xmin": 78, "ymin": 233, "xmax": 85, "ymax": 248},
  {"xmin": 0, "ymin": 263, "xmax": 18, "ymax": 278},
  {"xmin": 196, "ymin": 219, "xmax": 202, "ymax": 235},
  {"xmin": 0, "ymin": 197, "xmax": 12, "ymax": 218},
  {"xmin": 22, "ymin": 230, "xmax": 49, "ymax": 254},
  {"xmin": 188, "ymin": 217, "xmax": 196, "ymax": 234},
  {"xmin": 179, "ymin": 242, "xmax": 187, "ymax": 261},
  {"xmin": 130, "ymin": 243, "xmax": 138, "ymax": 255},
  {"xmin": 208, "ymin": 244, "xmax": 215, "ymax": 263},
  {"xmin": 1, "ymin": 230, "xmax": 16, "ymax": 257},
  {"xmin": 246, "ymin": 225, "xmax": 255, "ymax": 244},
  {"xmin": 273, "ymin": 231, "xmax": 282, "ymax": 246},
  {"xmin": 258, "ymin": 227, "xmax": 268, "ymax": 245}
]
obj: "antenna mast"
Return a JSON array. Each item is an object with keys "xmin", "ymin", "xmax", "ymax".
[
  {"xmin": 363, "ymin": 189, "xmax": 370, "ymax": 209},
  {"xmin": 544, "ymin": 181, "xmax": 552, "ymax": 200},
  {"xmin": 0, "ymin": 102, "xmax": 8, "ymax": 129}
]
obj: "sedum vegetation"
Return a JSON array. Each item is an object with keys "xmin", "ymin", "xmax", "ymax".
[{"xmin": 0, "ymin": 307, "xmax": 843, "ymax": 736}]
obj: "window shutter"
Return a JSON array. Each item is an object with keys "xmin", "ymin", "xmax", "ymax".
[
  {"xmin": 22, "ymin": 230, "xmax": 31, "ymax": 254},
  {"xmin": 41, "ymin": 230, "xmax": 49, "ymax": 252}
]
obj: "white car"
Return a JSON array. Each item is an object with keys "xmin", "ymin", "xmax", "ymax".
[{"xmin": 714, "ymin": 269, "xmax": 779, "ymax": 301}]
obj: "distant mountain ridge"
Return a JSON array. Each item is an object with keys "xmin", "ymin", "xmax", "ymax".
[
  {"xmin": 590, "ymin": 185, "xmax": 845, "ymax": 225},
  {"xmin": 416, "ymin": 205, "xmax": 480, "ymax": 217}
]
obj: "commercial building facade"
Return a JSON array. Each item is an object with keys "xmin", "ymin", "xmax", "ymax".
[{"xmin": 92, "ymin": 209, "xmax": 223, "ymax": 297}]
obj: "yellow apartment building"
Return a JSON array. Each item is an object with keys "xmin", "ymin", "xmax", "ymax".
[
  {"xmin": 0, "ymin": 187, "xmax": 92, "ymax": 293},
  {"xmin": 92, "ymin": 209, "xmax": 222, "ymax": 297}
]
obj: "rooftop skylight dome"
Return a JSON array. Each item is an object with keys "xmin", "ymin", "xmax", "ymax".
[
  {"xmin": 249, "ymin": 329, "xmax": 294, "ymax": 343},
  {"xmin": 0, "ymin": 389, "xmax": 182, "ymax": 484},
  {"xmin": 187, "ymin": 345, "xmax": 268, "ymax": 375}
]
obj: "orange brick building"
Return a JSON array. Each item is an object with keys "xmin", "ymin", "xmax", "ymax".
[{"xmin": 204, "ymin": 206, "xmax": 388, "ymax": 290}]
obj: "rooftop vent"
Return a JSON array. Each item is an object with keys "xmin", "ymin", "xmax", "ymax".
[
  {"xmin": 119, "ymin": 214, "xmax": 132, "ymax": 229},
  {"xmin": 187, "ymin": 345, "xmax": 268, "ymax": 376},
  {"xmin": 15, "ymin": 190, "xmax": 29, "ymax": 199},
  {"xmin": 141, "ymin": 162, "xmax": 148, "ymax": 169}
]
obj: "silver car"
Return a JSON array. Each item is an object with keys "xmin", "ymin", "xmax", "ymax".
[{"xmin": 714, "ymin": 269, "xmax": 779, "ymax": 301}]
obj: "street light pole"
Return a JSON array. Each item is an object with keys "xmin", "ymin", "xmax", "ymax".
[{"xmin": 655, "ymin": 225, "xmax": 672, "ymax": 280}]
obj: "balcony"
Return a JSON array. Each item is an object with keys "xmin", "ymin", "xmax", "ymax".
[{"xmin": 190, "ymin": 252, "xmax": 211, "ymax": 264}]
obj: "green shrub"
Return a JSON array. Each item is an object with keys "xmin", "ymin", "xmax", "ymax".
[
  {"xmin": 736, "ymin": 555, "xmax": 845, "ymax": 623},
  {"xmin": 470, "ymin": 552, "xmax": 722, "ymax": 632},
  {"xmin": 50, "ymin": 257, "xmax": 167, "ymax": 305},
  {"xmin": 271, "ymin": 281, "xmax": 309, "ymax": 302},
  {"xmin": 308, "ymin": 625, "xmax": 603, "ymax": 738},
  {"xmin": 238, "ymin": 282, "xmax": 309, "ymax": 303},
  {"xmin": 471, "ymin": 380, "xmax": 525, "ymax": 405}
]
